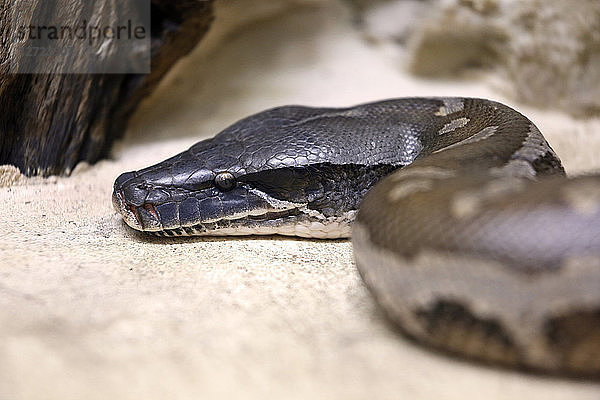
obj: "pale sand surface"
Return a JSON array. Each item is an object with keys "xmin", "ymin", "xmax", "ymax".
[{"xmin": 2, "ymin": 2, "xmax": 600, "ymax": 399}]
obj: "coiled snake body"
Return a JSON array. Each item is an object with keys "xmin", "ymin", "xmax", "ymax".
[{"xmin": 113, "ymin": 98, "xmax": 600, "ymax": 377}]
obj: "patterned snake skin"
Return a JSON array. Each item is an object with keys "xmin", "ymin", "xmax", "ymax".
[{"xmin": 113, "ymin": 98, "xmax": 600, "ymax": 377}]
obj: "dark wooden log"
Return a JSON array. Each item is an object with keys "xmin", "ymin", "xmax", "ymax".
[{"xmin": 0, "ymin": 0, "xmax": 214, "ymax": 176}]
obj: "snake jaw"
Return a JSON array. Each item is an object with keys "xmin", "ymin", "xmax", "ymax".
[{"xmin": 149, "ymin": 207, "xmax": 355, "ymax": 239}]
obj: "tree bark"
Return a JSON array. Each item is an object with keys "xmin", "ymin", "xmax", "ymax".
[{"xmin": 0, "ymin": 0, "xmax": 214, "ymax": 176}]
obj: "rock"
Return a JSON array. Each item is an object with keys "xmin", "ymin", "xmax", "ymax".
[
  {"xmin": 358, "ymin": 0, "xmax": 600, "ymax": 116},
  {"xmin": 407, "ymin": 0, "xmax": 600, "ymax": 116}
]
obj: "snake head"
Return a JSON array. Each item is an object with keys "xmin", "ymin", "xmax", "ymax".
[
  {"xmin": 111, "ymin": 146, "xmax": 354, "ymax": 237},
  {"xmin": 111, "ymin": 150, "xmax": 276, "ymax": 234},
  {"xmin": 112, "ymin": 141, "xmax": 399, "ymax": 238},
  {"xmin": 112, "ymin": 104, "xmax": 415, "ymax": 238}
]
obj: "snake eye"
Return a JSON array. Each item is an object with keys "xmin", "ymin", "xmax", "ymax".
[{"xmin": 214, "ymin": 171, "xmax": 236, "ymax": 191}]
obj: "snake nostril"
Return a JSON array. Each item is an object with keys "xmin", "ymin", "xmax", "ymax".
[{"xmin": 120, "ymin": 183, "xmax": 148, "ymax": 207}]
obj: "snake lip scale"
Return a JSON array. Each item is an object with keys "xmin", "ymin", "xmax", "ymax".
[{"xmin": 113, "ymin": 97, "xmax": 600, "ymax": 378}]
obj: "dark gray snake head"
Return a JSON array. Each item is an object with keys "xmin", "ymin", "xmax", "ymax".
[
  {"xmin": 112, "ymin": 103, "xmax": 417, "ymax": 237},
  {"xmin": 111, "ymin": 151, "xmax": 360, "ymax": 238}
]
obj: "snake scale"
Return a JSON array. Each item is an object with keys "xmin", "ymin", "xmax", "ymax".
[{"xmin": 113, "ymin": 97, "xmax": 600, "ymax": 377}]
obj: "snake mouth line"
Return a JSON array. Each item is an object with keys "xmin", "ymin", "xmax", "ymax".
[
  {"xmin": 113, "ymin": 185, "xmax": 307, "ymax": 234},
  {"xmin": 150, "ymin": 208, "xmax": 303, "ymax": 237}
]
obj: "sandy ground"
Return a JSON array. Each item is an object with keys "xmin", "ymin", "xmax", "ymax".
[{"xmin": 2, "ymin": 1, "xmax": 600, "ymax": 399}]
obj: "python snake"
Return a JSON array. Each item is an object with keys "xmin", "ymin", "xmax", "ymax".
[{"xmin": 112, "ymin": 97, "xmax": 600, "ymax": 377}]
